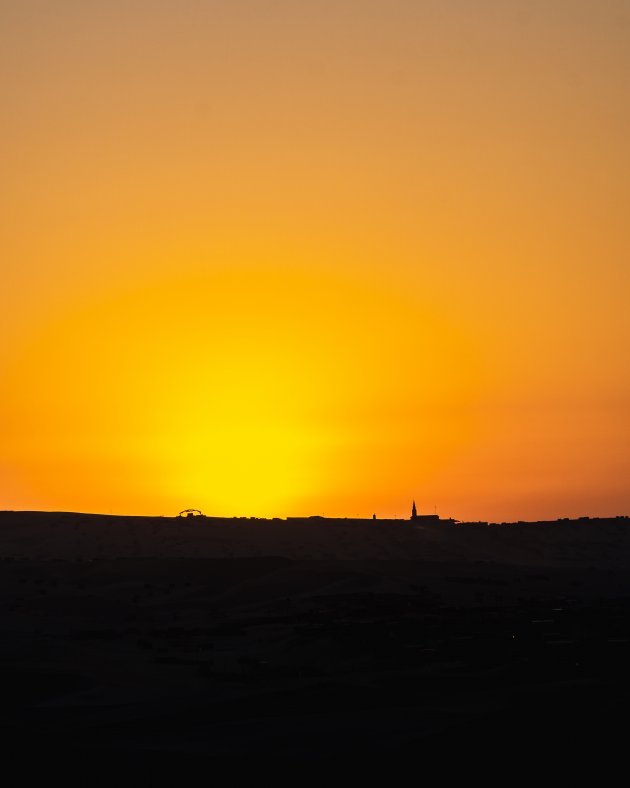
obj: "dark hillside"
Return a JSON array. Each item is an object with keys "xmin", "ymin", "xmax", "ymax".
[{"xmin": 1, "ymin": 511, "xmax": 629, "ymax": 773}]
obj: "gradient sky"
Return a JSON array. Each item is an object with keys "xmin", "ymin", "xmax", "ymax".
[{"xmin": 1, "ymin": 1, "xmax": 629, "ymax": 520}]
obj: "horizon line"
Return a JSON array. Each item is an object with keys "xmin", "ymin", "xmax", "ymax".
[{"xmin": 2, "ymin": 509, "xmax": 630, "ymax": 525}]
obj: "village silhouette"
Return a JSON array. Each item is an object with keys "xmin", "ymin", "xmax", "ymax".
[{"xmin": 174, "ymin": 500, "xmax": 630, "ymax": 529}]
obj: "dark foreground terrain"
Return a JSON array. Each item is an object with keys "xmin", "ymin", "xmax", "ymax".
[{"xmin": 1, "ymin": 512, "xmax": 630, "ymax": 776}]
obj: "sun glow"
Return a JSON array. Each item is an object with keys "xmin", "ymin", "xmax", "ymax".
[{"xmin": 1, "ymin": 267, "xmax": 479, "ymax": 516}]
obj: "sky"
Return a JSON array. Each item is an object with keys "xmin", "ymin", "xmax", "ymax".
[{"xmin": 1, "ymin": 1, "xmax": 629, "ymax": 520}]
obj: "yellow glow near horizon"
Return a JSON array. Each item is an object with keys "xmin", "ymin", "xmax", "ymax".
[{"xmin": 1, "ymin": 268, "xmax": 480, "ymax": 516}]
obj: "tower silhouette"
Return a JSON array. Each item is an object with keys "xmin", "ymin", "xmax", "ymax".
[{"xmin": 411, "ymin": 500, "xmax": 417, "ymax": 519}]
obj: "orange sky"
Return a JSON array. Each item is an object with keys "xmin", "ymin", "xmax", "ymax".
[{"xmin": 1, "ymin": 2, "xmax": 629, "ymax": 520}]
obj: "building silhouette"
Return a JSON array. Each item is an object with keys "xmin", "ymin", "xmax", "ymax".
[{"xmin": 411, "ymin": 500, "xmax": 454, "ymax": 525}]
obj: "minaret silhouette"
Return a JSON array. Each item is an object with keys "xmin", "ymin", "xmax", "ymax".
[{"xmin": 411, "ymin": 500, "xmax": 417, "ymax": 519}]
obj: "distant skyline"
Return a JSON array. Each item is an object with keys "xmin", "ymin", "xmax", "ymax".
[{"xmin": 1, "ymin": 2, "xmax": 629, "ymax": 521}]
